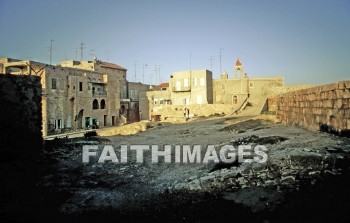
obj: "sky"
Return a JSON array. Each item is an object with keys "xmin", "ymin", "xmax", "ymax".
[{"xmin": 0, "ymin": 0, "xmax": 349, "ymax": 85}]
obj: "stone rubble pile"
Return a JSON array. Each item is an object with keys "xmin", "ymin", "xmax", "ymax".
[{"xmin": 171, "ymin": 147, "xmax": 350, "ymax": 192}]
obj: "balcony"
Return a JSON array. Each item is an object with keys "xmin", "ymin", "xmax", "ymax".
[
  {"xmin": 172, "ymin": 86, "xmax": 191, "ymax": 92},
  {"xmin": 92, "ymin": 89, "xmax": 107, "ymax": 96}
]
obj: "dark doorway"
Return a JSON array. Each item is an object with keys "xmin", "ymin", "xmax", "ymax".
[
  {"xmin": 77, "ymin": 109, "xmax": 84, "ymax": 129},
  {"xmin": 112, "ymin": 116, "xmax": 115, "ymax": 126}
]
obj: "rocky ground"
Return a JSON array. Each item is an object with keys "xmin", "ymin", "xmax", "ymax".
[{"xmin": 2, "ymin": 114, "xmax": 350, "ymax": 222}]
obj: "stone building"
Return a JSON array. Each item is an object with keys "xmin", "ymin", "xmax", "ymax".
[
  {"xmin": 61, "ymin": 58, "xmax": 159, "ymax": 123},
  {"xmin": 125, "ymin": 82, "xmax": 159, "ymax": 122},
  {"xmin": 213, "ymin": 58, "xmax": 284, "ymax": 107},
  {"xmin": 0, "ymin": 58, "xmax": 121, "ymax": 136},
  {"xmin": 170, "ymin": 70, "xmax": 213, "ymax": 105},
  {"xmin": 146, "ymin": 58, "xmax": 285, "ymax": 120}
]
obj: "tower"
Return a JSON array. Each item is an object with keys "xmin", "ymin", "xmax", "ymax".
[{"xmin": 234, "ymin": 58, "xmax": 243, "ymax": 79}]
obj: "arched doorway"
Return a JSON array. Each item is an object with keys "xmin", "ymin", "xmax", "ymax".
[{"xmin": 232, "ymin": 95, "xmax": 238, "ymax": 104}]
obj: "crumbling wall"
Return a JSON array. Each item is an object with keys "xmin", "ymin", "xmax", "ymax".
[
  {"xmin": 0, "ymin": 74, "xmax": 42, "ymax": 160},
  {"xmin": 276, "ymin": 81, "xmax": 350, "ymax": 135}
]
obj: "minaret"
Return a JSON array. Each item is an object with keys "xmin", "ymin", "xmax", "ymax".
[{"xmin": 234, "ymin": 58, "xmax": 243, "ymax": 79}]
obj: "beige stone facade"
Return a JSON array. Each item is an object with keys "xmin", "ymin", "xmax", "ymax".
[
  {"xmin": 146, "ymin": 58, "xmax": 285, "ymax": 120},
  {"xmin": 170, "ymin": 70, "xmax": 213, "ymax": 105},
  {"xmin": 60, "ymin": 59, "xmax": 161, "ymax": 123},
  {"xmin": 0, "ymin": 58, "xmax": 121, "ymax": 136}
]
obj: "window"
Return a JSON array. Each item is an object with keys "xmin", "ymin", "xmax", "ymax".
[
  {"xmin": 184, "ymin": 78, "xmax": 189, "ymax": 87},
  {"xmin": 176, "ymin": 81, "xmax": 181, "ymax": 91},
  {"xmin": 200, "ymin": 77, "xmax": 205, "ymax": 86},
  {"xmin": 249, "ymin": 82, "xmax": 254, "ymax": 88},
  {"xmin": 193, "ymin": 78, "xmax": 197, "ymax": 86},
  {"xmin": 154, "ymin": 99, "xmax": 158, "ymax": 104},
  {"xmin": 51, "ymin": 78, "xmax": 57, "ymax": 89},
  {"xmin": 54, "ymin": 119, "xmax": 63, "ymax": 129},
  {"xmin": 79, "ymin": 82, "xmax": 83, "ymax": 91},
  {"xmin": 100, "ymin": 99, "xmax": 106, "ymax": 109},
  {"xmin": 93, "ymin": 99, "xmax": 99, "ymax": 109},
  {"xmin": 160, "ymin": 99, "xmax": 164, "ymax": 104},
  {"xmin": 237, "ymin": 68, "xmax": 241, "ymax": 78}
]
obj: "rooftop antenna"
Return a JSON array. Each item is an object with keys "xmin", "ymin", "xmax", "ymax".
[
  {"xmin": 157, "ymin": 65, "xmax": 163, "ymax": 84},
  {"xmin": 73, "ymin": 47, "xmax": 79, "ymax": 60},
  {"xmin": 219, "ymin": 48, "xmax": 224, "ymax": 74},
  {"xmin": 142, "ymin": 64, "xmax": 148, "ymax": 84},
  {"xmin": 89, "ymin": 49, "xmax": 95, "ymax": 59},
  {"xmin": 209, "ymin": 56, "xmax": 214, "ymax": 72},
  {"xmin": 49, "ymin": 39, "xmax": 54, "ymax": 65},
  {"xmin": 80, "ymin": 42, "xmax": 84, "ymax": 61},
  {"xmin": 134, "ymin": 61, "xmax": 137, "ymax": 82},
  {"xmin": 154, "ymin": 65, "xmax": 158, "ymax": 84},
  {"xmin": 190, "ymin": 51, "xmax": 192, "ymax": 71},
  {"xmin": 107, "ymin": 50, "xmax": 110, "ymax": 62}
]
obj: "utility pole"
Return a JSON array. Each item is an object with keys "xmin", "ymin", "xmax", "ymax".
[
  {"xmin": 219, "ymin": 48, "xmax": 224, "ymax": 74},
  {"xmin": 142, "ymin": 64, "xmax": 148, "ymax": 84},
  {"xmin": 49, "ymin": 39, "xmax": 54, "ymax": 65},
  {"xmin": 80, "ymin": 42, "xmax": 84, "ymax": 61}
]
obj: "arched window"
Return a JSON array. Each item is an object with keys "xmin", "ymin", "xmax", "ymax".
[
  {"xmin": 232, "ymin": 95, "xmax": 238, "ymax": 104},
  {"xmin": 93, "ymin": 99, "xmax": 99, "ymax": 110},
  {"xmin": 236, "ymin": 68, "xmax": 241, "ymax": 78},
  {"xmin": 100, "ymin": 99, "xmax": 106, "ymax": 109}
]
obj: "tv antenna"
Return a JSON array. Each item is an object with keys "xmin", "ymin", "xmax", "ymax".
[
  {"xmin": 80, "ymin": 42, "xmax": 85, "ymax": 60},
  {"xmin": 49, "ymin": 39, "xmax": 54, "ymax": 65},
  {"xmin": 219, "ymin": 48, "xmax": 224, "ymax": 74}
]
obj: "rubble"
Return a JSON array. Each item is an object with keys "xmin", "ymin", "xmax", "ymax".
[{"xmin": 32, "ymin": 117, "xmax": 350, "ymax": 222}]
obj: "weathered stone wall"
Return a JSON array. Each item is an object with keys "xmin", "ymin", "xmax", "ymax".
[
  {"xmin": 266, "ymin": 85, "xmax": 314, "ymax": 112},
  {"xmin": 0, "ymin": 74, "xmax": 42, "ymax": 154},
  {"xmin": 276, "ymin": 81, "xmax": 350, "ymax": 135}
]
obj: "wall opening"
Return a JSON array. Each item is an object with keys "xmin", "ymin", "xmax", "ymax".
[
  {"xmin": 93, "ymin": 99, "xmax": 99, "ymax": 109},
  {"xmin": 100, "ymin": 99, "xmax": 106, "ymax": 109},
  {"xmin": 232, "ymin": 95, "xmax": 238, "ymax": 104}
]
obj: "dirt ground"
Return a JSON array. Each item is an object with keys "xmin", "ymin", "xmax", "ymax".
[{"xmin": 2, "ymin": 114, "xmax": 350, "ymax": 222}]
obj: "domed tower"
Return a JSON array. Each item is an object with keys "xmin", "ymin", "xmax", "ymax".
[{"xmin": 234, "ymin": 58, "xmax": 243, "ymax": 79}]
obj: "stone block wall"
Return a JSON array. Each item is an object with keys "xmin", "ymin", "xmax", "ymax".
[
  {"xmin": 276, "ymin": 81, "xmax": 350, "ymax": 135},
  {"xmin": 0, "ymin": 74, "xmax": 42, "ymax": 160}
]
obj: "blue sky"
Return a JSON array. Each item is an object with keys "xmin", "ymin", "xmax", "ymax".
[{"xmin": 0, "ymin": 0, "xmax": 349, "ymax": 85}]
